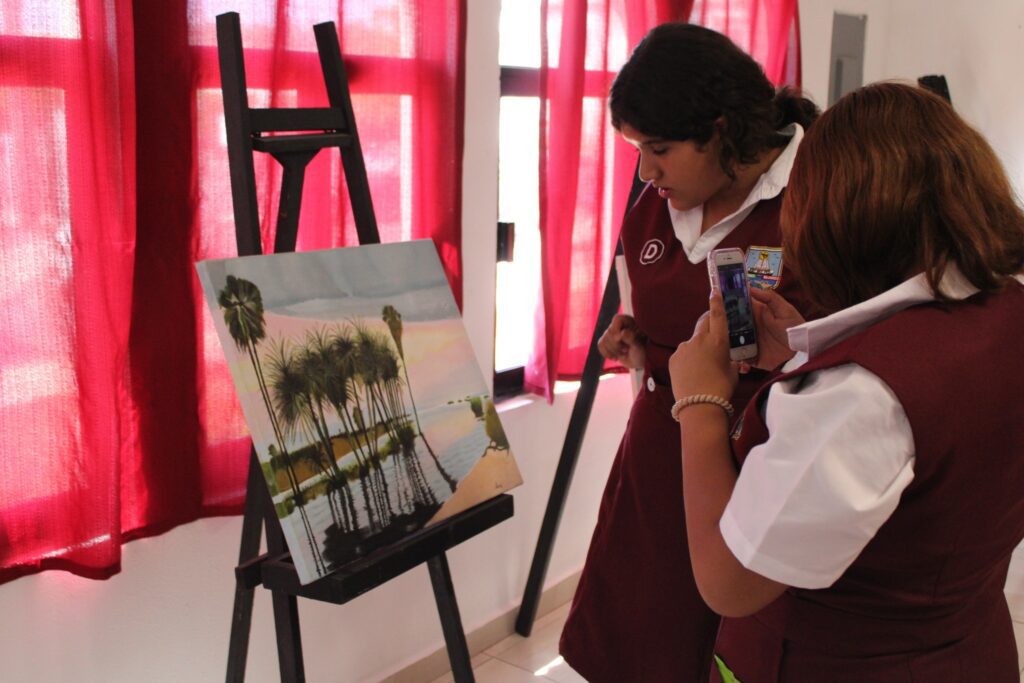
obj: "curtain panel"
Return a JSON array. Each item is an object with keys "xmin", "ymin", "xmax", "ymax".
[
  {"xmin": 526, "ymin": 0, "xmax": 800, "ymax": 400},
  {"xmin": 0, "ymin": 0, "xmax": 466, "ymax": 584}
]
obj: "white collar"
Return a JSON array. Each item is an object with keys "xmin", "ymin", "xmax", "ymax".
[
  {"xmin": 788, "ymin": 269, "xmax": 1024, "ymax": 358},
  {"xmin": 669, "ymin": 123, "xmax": 803, "ymax": 265}
]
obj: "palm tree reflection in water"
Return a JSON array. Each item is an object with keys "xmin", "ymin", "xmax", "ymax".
[{"xmin": 382, "ymin": 305, "xmax": 458, "ymax": 494}]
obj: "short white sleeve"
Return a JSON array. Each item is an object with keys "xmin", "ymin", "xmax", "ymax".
[{"xmin": 719, "ymin": 363, "xmax": 915, "ymax": 589}]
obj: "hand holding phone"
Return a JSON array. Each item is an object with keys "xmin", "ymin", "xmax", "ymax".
[
  {"xmin": 707, "ymin": 248, "xmax": 758, "ymax": 362},
  {"xmin": 746, "ymin": 287, "xmax": 806, "ymax": 370}
]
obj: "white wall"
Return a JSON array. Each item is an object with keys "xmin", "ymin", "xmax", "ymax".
[
  {"xmin": 799, "ymin": 0, "xmax": 1024, "ymax": 192},
  {"xmin": 880, "ymin": 1, "xmax": 1024, "ymax": 193},
  {"xmin": 4, "ymin": 2, "xmax": 1024, "ymax": 681},
  {"xmin": 799, "ymin": 0, "xmax": 893, "ymax": 106},
  {"xmin": 0, "ymin": 374, "xmax": 632, "ymax": 683},
  {"xmin": 0, "ymin": 1, "xmax": 632, "ymax": 682}
]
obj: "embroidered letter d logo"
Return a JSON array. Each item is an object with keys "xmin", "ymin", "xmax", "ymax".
[{"xmin": 639, "ymin": 239, "xmax": 665, "ymax": 265}]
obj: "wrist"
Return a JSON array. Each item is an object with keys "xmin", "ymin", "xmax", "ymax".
[{"xmin": 670, "ymin": 394, "xmax": 735, "ymax": 422}]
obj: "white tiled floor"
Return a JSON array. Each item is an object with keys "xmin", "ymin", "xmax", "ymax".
[
  {"xmin": 429, "ymin": 603, "xmax": 584, "ymax": 683},
  {"xmin": 431, "ymin": 600, "xmax": 1024, "ymax": 682}
]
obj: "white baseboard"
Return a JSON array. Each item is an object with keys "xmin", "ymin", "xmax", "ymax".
[{"xmin": 381, "ymin": 571, "xmax": 581, "ymax": 683}]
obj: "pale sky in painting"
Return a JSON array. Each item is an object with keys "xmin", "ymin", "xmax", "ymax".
[{"xmin": 196, "ymin": 240, "xmax": 456, "ymax": 322}]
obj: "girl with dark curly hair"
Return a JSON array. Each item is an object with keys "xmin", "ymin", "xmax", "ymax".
[{"xmin": 559, "ymin": 22, "xmax": 817, "ymax": 682}]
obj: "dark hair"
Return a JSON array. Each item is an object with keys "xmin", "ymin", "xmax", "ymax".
[
  {"xmin": 783, "ymin": 82, "xmax": 1024, "ymax": 313},
  {"xmin": 610, "ymin": 23, "xmax": 818, "ymax": 178}
]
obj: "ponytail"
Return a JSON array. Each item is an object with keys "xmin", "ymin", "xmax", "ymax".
[{"xmin": 774, "ymin": 87, "xmax": 819, "ymax": 130}]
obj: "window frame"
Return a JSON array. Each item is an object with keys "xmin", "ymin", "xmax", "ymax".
[{"xmin": 492, "ymin": 64, "xmax": 540, "ymax": 397}]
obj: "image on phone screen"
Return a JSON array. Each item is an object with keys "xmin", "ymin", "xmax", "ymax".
[{"xmin": 717, "ymin": 263, "xmax": 756, "ymax": 349}]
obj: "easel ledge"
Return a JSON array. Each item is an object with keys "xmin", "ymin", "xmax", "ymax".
[{"xmin": 236, "ymin": 494, "xmax": 514, "ymax": 605}]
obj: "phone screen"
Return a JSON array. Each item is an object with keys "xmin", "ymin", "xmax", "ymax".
[{"xmin": 717, "ymin": 263, "xmax": 756, "ymax": 349}]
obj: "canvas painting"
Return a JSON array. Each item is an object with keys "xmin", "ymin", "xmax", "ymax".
[{"xmin": 196, "ymin": 240, "xmax": 522, "ymax": 584}]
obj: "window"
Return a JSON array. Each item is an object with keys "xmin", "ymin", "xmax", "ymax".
[
  {"xmin": 493, "ymin": 1, "xmax": 801, "ymax": 399},
  {"xmin": 494, "ymin": 0, "xmax": 541, "ymax": 393},
  {"xmin": 494, "ymin": 0, "xmax": 626, "ymax": 397},
  {"xmin": 0, "ymin": 0, "xmax": 466, "ymax": 584}
]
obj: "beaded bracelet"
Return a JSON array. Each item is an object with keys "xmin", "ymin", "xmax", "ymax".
[{"xmin": 670, "ymin": 394, "xmax": 735, "ymax": 422}]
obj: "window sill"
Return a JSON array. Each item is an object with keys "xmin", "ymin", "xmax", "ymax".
[{"xmin": 494, "ymin": 373, "xmax": 630, "ymax": 415}]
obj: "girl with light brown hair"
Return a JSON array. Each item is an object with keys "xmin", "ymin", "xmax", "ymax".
[{"xmin": 669, "ymin": 81, "xmax": 1024, "ymax": 681}]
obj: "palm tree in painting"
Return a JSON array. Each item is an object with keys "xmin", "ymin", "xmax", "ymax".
[
  {"xmin": 381, "ymin": 306, "xmax": 457, "ymax": 493},
  {"xmin": 351, "ymin": 324, "xmax": 402, "ymax": 519},
  {"xmin": 323, "ymin": 326, "xmax": 389, "ymax": 523},
  {"xmin": 216, "ymin": 276, "xmax": 324, "ymax": 575},
  {"xmin": 351, "ymin": 322, "xmax": 390, "ymax": 455},
  {"xmin": 267, "ymin": 337, "xmax": 369, "ymax": 533},
  {"xmin": 367, "ymin": 330, "xmax": 405, "ymax": 439},
  {"xmin": 382, "ymin": 305, "xmax": 423, "ymax": 433},
  {"xmin": 378, "ymin": 356, "xmax": 405, "ymax": 430},
  {"xmin": 298, "ymin": 328, "xmax": 365, "ymax": 529},
  {"xmin": 331, "ymin": 327, "xmax": 376, "ymax": 459}
]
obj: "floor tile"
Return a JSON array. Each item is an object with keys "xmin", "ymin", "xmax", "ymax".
[
  {"xmin": 484, "ymin": 630, "xmax": 527, "ymax": 659},
  {"xmin": 538, "ymin": 656, "xmax": 588, "ymax": 683},
  {"xmin": 472, "ymin": 658, "xmax": 551, "ymax": 683},
  {"xmin": 486, "ymin": 603, "xmax": 571, "ymax": 659},
  {"xmin": 487, "ymin": 605, "xmax": 567, "ymax": 674},
  {"xmin": 534, "ymin": 602, "xmax": 572, "ymax": 630},
  {"xmin": 428, "ymin": 653, "xmax": 492, "ymax": 683}
]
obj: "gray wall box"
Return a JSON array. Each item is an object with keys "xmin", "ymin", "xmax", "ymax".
[{"xmin": 828, "ymin": 13, "xmax": 867, "ymax": 106}]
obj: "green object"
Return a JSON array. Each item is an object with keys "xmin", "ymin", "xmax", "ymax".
[{"xmin": 714, "ymin": 654, "xmax": 742, "ymax": 683}]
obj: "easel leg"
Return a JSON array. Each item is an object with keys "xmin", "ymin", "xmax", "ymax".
[
  {"xmin": 226, "ymin": 449, "xmax": 268, "ymax": 683},
  {"xmin": 428, "ymin": 553, "xmax": 475, "ymax": 683},
  {"xmin": 265, "ymin": 497, "xmax": 306, "ymax": 682},
  {"xmin": 271, "ymin": 591, "xmax": 305, "ymax": 682},
  {"xmin": 515, "ymin": 257, "xmax": 622, "ymax": 637}
]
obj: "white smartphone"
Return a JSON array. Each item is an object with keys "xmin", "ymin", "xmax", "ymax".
[{"xmin": 707, "ymin": 248, "xmax": 758, "ymax": 362}]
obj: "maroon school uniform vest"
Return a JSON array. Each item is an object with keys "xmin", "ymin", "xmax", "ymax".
[
  {"xmin": 717, "ymin": 280, "xmax": 1024, "ymax": 682},
  {"xmin": 558, "ymin": 183, "xmax": 811, "ymax": 683},
  {"xmin": 621, "ymin": 184, "xmax": 810, "ymax": 412}
]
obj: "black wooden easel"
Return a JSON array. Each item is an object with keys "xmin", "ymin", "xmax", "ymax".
[{"xmin": 215, "ymin": 13, "xmax": 512, "ymax": 682}]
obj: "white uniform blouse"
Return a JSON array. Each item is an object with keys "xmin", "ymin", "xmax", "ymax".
[
  {"xmin": 668, "ymin": 124, "xmax": 802, "ymax": 264},
  {"xmin": 720, "ymin": 269, "xmax": 1024, "ymax": 590}
]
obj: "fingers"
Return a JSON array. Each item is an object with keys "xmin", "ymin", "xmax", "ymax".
[
  {"xmin": 706, "ymin": 289, "xmax": 727, "ymax": 337},
  {"xmin": 612, "ymin": 313, "xmax": 635, "ymax": 330},
  {"xmin": 750, "ymin": 287, "xmax": 798, "ymax": 319},
  {"xmin": 597, "ymin": 330, "xmax": 621, "ymax": 360},
  {"xmin": 599, "ymin": 314, "xmax": 644, "ymax": 362},
  {"xmin": 749, "ymin": 286, "xmax": 778, "ymax": 308},
  {"xmin": 620, "ymin": 326, "xmax": 640, "ymax": 346},
  {"xmin": 691, "ymin": 310, "xmax": 711, "ymax": 336},
  {"xmin": 749, "ymin": 287, "xmax": 787, "ymax": 310}
]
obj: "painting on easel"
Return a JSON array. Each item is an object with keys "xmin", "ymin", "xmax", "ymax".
[{"xmin": 197, "ymin": 240, "xmax": 522, "ymax": 584}]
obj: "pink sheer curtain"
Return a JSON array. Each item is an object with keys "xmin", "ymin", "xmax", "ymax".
[
  {"xmin": 0, "ymin": 0, "xmax": 137, "ymax": 581},
  {"xmin": 526, "ymin": 0, "xmax": 801, "ymax": 400},
  {"xmin": 0, "ymin": 0, "xmax": 465, "ymax": 584},
  {"xmin": 691, "ymin": 0, "xmax": 800, "ymax": 84}
]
